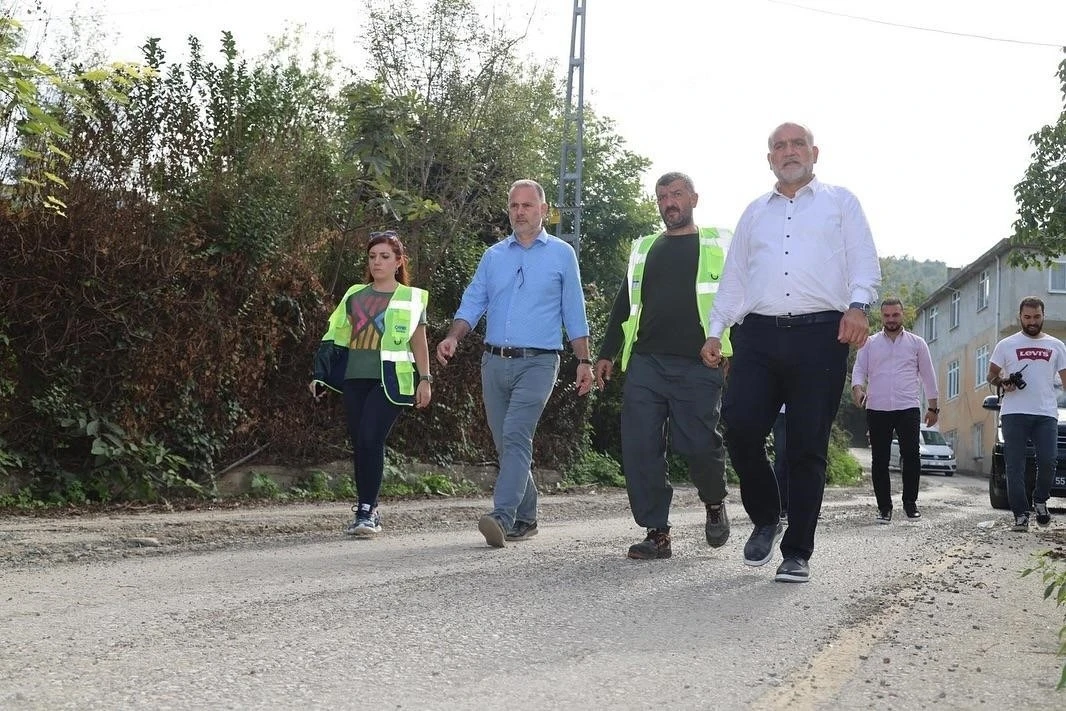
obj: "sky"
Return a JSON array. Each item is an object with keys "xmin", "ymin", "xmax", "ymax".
[{"xmin": 21, "ymin": 0, "xmax": 1066, "ymax": 267}]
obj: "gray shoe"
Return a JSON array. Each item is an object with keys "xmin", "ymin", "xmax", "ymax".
[
  {"xmin": 506, "ymin": 520, "xmax": 538, "ymax": 541},
  {"xmin": 478, "ymin": 514, "xmax": 506, "ymax": 548},
  {"xmin": 704, "ymin": 502, "xmax": 730, "ymax": 548},
  {"xmin": 775, "ymin": 557, "xmax": 810, "ymax": 583},
  {"xmin": 1011, "ymin": 513, "xmax": 1030, "ymax": 532},
  {"xmin": 743, "ymin": 522, "xmax": 783, "ymax": 567}
]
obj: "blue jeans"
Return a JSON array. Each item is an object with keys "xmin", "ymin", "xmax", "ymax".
[
  {"xmin": 1001, "ymin": 413, "xmax": 1057, "ymax": 518},
  {"xmin": 481, "ymin": 352, "xmax": 560, "ymax": 530}
]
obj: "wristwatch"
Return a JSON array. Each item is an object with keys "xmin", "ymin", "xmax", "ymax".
[
  {"xmin": 577, "ymin": 358, "xmax": 593, "ymax": 366},
  {"xmin": 420, "ymin": 374, "xmax": 434, "ymax": 384},
  {"xmin": 848, "ymin": 302, "xmax": 871, "ymax": 314},
  {"xmin": 927, "ymin": 407, "xmax": 940, "ymax": 414}
]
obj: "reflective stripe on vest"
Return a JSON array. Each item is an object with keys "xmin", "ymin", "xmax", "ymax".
[
  {"xmin": 379, "ymin": 285, "xmax": 428, "ymax": 405},
  {"xmin": 619, "ymin": 226, "xmax": 732, "ymax": 371}
]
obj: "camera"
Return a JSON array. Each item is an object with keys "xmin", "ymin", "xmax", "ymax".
[{"xmin": 1005, "ymin": 371, "xmax": 1027, "ymax": 390}]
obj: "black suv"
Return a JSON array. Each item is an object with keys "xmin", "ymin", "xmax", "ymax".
[{"xmin": 982, "ymin": 393, "xmax": 1066, "ymax": 509}]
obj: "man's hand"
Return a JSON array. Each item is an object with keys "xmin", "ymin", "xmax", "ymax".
[
  {"xmin": 415, "ymin": 381, "xmax": 432, "ymax": 409},
  {"xmin": 575, "ymin": 363, "xmax": 593, "ymax": 396},
  {"xmin": 838, "ymin": 309, "xmax": 870, "ymax": 347},
  {"xmin": 700, "ymin": 337, "xmax": 723, "ymax": 368},
  {"xmin": 923, "ymin": 410, "xmax": 938, "ymax": 427},
  {"xmin": 851, "ymin": 385, "xmax": 866, "ymax": 408},
  {"xmin": 436, "ymin": 336, "xmax": 458, "ymax": 366},
  {"xmin": 593, "ymin": 359, "xmax": 613, "ymax": 391}
]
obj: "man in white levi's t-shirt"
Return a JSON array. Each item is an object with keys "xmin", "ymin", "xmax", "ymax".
[{"xmin": 988, "ymin": 296, "xmax": 1066, "ymax": 531}]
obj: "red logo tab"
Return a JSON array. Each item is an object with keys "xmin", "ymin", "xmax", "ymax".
[{"xmin": 1016, "ymin": 347, "xmax": 1052, "ymax": 362}]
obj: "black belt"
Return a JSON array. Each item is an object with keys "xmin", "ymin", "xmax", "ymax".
[
  {"xmin": 745, "ymin": 311, "xmax": 843, "ymax": 328},
  {"xmin": 484, "ymin": 344, "xmax": 561, "ymax": 358}
]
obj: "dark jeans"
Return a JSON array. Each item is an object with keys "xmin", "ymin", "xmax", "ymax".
[
  {"xmin": 342, "ymin": 378, "xmax": 403, "ymax": 509},
  {"xmin": 866, "ymin": 407, "xmax": 921, "ymax": 512},
  {"xmin": 1001, "ymin": 413, "xmax": 1057, "ymax": 518},
  {"xmin": 620, "ymin": 353, "xmax": 727, "ymax": 529},
  {"xmin": 722, "ymin": 317, "xmax": 848, "ymax": 561}
]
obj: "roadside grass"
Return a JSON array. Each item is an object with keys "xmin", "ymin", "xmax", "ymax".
[{"xmin": 1021, "ymin": 549, "xmax": 1066, "ymax": 690}]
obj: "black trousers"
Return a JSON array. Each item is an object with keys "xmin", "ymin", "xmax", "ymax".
[
  {"xmin": 722, "ymin": 318, "xmax": 848, "ymax": 561},
  {"xmin": 866, "ymin": 407, "xmax": 921, "ymax": 511}
]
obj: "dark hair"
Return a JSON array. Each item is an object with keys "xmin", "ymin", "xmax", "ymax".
[
  {"xmin": 881, "ymin": 297, "xmax": 903, "ymax": 309},
  {"xmin": 1019, "ymin": 296, "xmax": 1045, "ymax": 314},
  {"xmin": 365, "ymin": 230, "xmax": 410, "ymax": 285},
  {"xmin": 655, "ymin": 172, "xmax": 695, "ymax": 193}
]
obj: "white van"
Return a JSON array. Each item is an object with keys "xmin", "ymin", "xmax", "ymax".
[{"xmin": 888, "ymin": 426, "xmax": 957, "ymax": 476}]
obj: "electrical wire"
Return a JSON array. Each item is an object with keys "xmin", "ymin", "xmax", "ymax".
[{"xmin": 768, "ymin": 0, "xmax": 1065, "ymax": 48}]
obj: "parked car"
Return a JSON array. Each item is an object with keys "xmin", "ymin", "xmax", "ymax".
[
  {"xmin": 888, "ymin": 426, "xmax": 957, "ymax": 476},
  {"xmin": 981, "ymin": 391, "xmax": 1066, "ymax": 510}
]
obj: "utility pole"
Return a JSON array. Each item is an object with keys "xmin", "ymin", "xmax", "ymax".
[{"xmin": 556, "ymin": 0, "xmax": 586, "ymax": 259}]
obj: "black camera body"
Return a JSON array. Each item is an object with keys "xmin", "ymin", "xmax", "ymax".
[{"xmin": 1005, "ymin": 371, "xmax": 1027, "ymax": 390}]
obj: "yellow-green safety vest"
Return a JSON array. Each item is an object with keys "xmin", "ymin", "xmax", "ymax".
[
  {"xmin": 619, "ymin": 226, "xmax": 732, "ymax": 371},
  {"xmin": 315, "ymin": 284, "xmax": 428, "ymax": 406}
]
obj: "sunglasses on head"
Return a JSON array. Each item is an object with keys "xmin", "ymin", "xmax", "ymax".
[{"xmin": 369, "ymin": 230, "xmax": 400, "ymax": 240}]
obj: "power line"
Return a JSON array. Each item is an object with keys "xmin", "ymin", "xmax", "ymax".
[{"xmin": 768, "ymin": 0, "xmax": 1065, "ymax": 48}]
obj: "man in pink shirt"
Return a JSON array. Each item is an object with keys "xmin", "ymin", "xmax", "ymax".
[{"xmin": 851, "ymin": 298, "xmax": 939, "ymax": 522}]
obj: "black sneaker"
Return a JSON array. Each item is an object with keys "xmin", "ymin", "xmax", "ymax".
[
  {"xmin": 904, "ymin": 504, "xmax": 921, "ymax": 519},
  {"xmin": 705, "ymin": 502, "xmax": 730, "ymax": 548},
  {"xmin": 1011, "ymin": 513, "xmax": 1030, "ymax": 532},
  {"xmin": 627, "ymin": 529, "xmax": 672, "ymax": 560},
  {"xmin": 506, "ymin": 520, "xmax": 539, "ymax": 541},
  {"xmin": 1034, "ymin": 502, "xmax": 1051, "ymax": 526},
  {"xmin": 478, "ymin": 514, "xmax": 506, "ymax": 548},
  {"xmin": 876, "ymin": 509, "xmax": 892, "ymax": 524},
  {"xmin": 743, "ymin": 522, "xmax": 783, "ymax": 567},
  {"xmin": 774, "ymin": 556, "xmax": 810, "ymax": 583}
]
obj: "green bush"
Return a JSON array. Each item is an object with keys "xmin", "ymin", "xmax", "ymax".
[{"xmin": 565, "ymin": 449, "xmax": 624, "ymax": 488}]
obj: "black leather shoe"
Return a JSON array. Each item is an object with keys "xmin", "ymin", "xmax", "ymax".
[
  {"xmin": 774, "ymin": 557, "xmax": 810, "ymax": 583},
  {"xmin": 743, "ymin": 522, "xmax": 783, "ymax": 567},
  {"xmin": 904, "ymin": 504, "xmax": 921, "ymax": 519}
]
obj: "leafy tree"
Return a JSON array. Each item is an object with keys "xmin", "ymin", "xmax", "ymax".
[
  {"xmin": 0, "ymin": 15, "xmax": 147, "ymax": 214},
  {"xmin": 1010, "ymin": 47, "xmax": 1066, "ymax": 267}
]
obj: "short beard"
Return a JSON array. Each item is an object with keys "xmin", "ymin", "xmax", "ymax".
[
  {"xmin": 662, "ymin": 209, "xmax": 693, "ymax": 231},
  {"xmin": 883, "ymin": 322, "xmax": 902, "ymax": 332},
  {"xmin": 1023, "ymin": 323, "xmax": 1043, "ymax": 336}
]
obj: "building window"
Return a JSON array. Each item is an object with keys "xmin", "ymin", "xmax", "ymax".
[
  {"xmin": 972, "ymin": 422, "xmax": 984, "ymax": 461},
  {"xmin": 977, "ymin": 269, "xmax": 989, "ymax": 311},
  {"xmin": 950, "ymin": 290, "xmax": 960, "ymax": 329},
  {"xmin": 947, "ymin": 359, "xmax": 960, "ymax": 399},
  {"xmin": 975, "ymin": 344, "xmax": 990, "ymax": 388},
  {"xmin": 1050, "ymin": 261, "xmax": 1066, "ymax": 293},
  {"xmin": 926, "ymin": 306, "xmax": 939, "ymax": 342},
  {"xmin": 945, "ymin": 429, "xmax": 957, "ymax": 450}
]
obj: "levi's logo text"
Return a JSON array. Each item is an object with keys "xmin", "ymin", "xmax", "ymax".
[{"xmin": 1016, "ymin": 347, "xmax": 1052, "ymax": 361}]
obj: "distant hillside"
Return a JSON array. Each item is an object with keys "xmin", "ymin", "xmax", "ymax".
[{"xmin": 879, "ymin": 255, "xmax": 948, "ymax": 307}]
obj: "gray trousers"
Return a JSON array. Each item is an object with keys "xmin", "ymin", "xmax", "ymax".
[{"xmin": 621, "ymin": 353, "xmax": 727, "ymax": 529}]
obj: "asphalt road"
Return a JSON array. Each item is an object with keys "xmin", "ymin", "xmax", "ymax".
[{"xmin": 2, "ymin": 462, "xmax": 1065, "ymax": 710}]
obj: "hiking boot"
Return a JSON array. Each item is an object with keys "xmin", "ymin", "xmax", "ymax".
[
  {"xmin": 345, "ymin": 509, "xmax": 382, "ymax": 536},
  {"xmin": 876, "ymin": 509, "xmax": 892, "ymax": 524},
  {"xmin": 904, "ymin": 504, "xmax": 921, "ymax": 519},
  {"xmin": 506, "ymin": 520, "xmax": 539, "ymax": 541},
  {"xmin": 1034, "ymin": 502, "xmax": 1051, "ymax": 526},
  {"xmin": 774, "ymin": 556, "xmax": 810, "ymax": 583},
  {"xmin": 743, "ymin": 522, "xmax": 783, "ymax": 567},
  {"xmin": 704, "ymin": 502, "xmax": 730, "ymax": 548},
  {"xmin": 478, "ymin": 514, "xmax": 506, "ymax": 548},
  {"xmin": 1011, "ymin": 513, "xmax": 1030, "ymax": 532},
  {"xmin": 627, "ymin": 529, "xmax": 672, "ymax": 560}
]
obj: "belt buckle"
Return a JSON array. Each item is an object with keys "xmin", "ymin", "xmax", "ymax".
[
  {"xmin": 775, "ymin": 315, "xmax": 793, "ymax": 328},
  {"xmin": 500, "ymin": 347, "xmax": 516, "ymax": 358}
]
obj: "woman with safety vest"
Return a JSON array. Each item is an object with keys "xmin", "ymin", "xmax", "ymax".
[{"xmin": 310, "ymin": 230, "xmax": 432, "ymax": 536}]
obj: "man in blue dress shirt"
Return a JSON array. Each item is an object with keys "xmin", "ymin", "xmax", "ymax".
[{"xmin": 436, "ymin": 179, "xmax": 593, "ymax": 548}]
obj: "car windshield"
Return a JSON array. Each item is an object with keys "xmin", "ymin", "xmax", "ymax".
[{"xmin": 921, "ymin": 430, "xmax": 948, "ymax": 446}]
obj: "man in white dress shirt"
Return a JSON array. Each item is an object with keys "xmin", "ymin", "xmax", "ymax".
[{"xmin": 699, "ymin": 122, "xmax": 881, "ymax": 583}]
